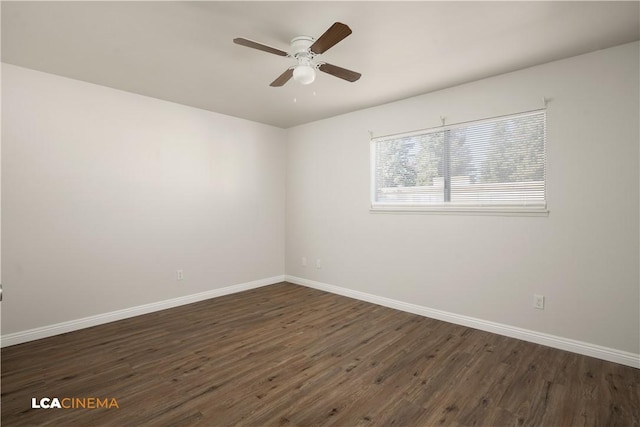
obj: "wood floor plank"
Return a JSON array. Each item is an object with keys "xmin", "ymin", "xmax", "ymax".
[{"xmin": 2, "ymin": 282, "xmax": 639, "ymax": 426}]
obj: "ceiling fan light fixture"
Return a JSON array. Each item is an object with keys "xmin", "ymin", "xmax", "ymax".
[{"xmin": 293, "ymin": 64, "xmax": 316, "ymax": 85}]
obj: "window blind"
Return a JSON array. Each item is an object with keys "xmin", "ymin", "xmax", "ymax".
[{"xmin": 372, "ymin": 110, "xmax": 546, "ymax": 211}]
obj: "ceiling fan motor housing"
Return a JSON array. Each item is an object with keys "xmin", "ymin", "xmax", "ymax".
[{"xmin": 289, "ymin": 36, "xmax": 315, "ymax": 57}]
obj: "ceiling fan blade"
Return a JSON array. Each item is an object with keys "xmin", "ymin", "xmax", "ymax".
[
  {"xmin": 233, "ymin": 38, "xmax": 288, "ymax": 57},
  {"xmin": 270, "ymin": 68, "xmax": 294, "ymax": 87},
  {"xmin": 318, "ymin": 63, "xmax": 361, "ymax": 82},
  {"xmin": 310, "ymin": 22, "xmax": 352, "ymax": 54}
]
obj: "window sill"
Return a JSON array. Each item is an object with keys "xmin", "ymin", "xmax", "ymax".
[{"xmin": 370, "ymin": 205, "xmax": 549, "ymax": 217}]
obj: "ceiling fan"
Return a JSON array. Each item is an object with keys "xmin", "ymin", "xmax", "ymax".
[{"xmin": 233, "ymin": 22, "xmax": 362, "ymax": 87}]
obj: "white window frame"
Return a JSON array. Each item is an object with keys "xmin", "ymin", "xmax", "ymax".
[{"xmin": 370, "ymin": 110, "xmax": 549, "ymax": 216}]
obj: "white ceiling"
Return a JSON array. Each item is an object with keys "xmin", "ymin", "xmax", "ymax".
[{"xmin": 2, "ymin": 1, "xmax": 639, "ymax": 128}]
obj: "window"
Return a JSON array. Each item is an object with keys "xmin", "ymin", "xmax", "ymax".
[{"xmin": 371, "ymin": 110, "xmax": 547, "ymax": 215}]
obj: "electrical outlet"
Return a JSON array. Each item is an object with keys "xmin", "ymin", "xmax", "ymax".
[
  {"xmin": 534, "ymin": 294, "xmax": 544, "ymax": 309},
  {"xmin": 316, "ymin": 259, "xmax": 322, "ymax": 269},
  {"xmin": 302, "ymin": 257, "xmax": 307, "ymax": 267},
  {"xmin": 176, "ymin": 269, "xmax": 184, "ymax": 281}
]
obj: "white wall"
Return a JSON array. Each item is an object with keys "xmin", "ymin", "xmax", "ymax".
[
  {"xmin": 286, "ymin": 42, "xmax": 640, "ymax": 355},
  {"xmin": 2, "ymin": 64, "xmax": 286, "ymax": 334}
]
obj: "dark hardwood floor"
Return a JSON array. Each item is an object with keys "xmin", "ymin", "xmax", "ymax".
[{"xmin": 2, "ymin": 282, "xmax": 639, "ymax": 426}]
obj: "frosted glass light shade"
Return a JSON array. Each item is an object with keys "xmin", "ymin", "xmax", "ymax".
[{"xmin": 293, "ymin": 65, "xmax": 316, "ymax": 85}]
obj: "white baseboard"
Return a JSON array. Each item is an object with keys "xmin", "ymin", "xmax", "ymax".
[
  {"xmin": 1, "ymin": 275, "xmax": 285, "ymax": 348},
  {"xmin": 285, "ymin": 275, "xmax": 640, "ymax": 369},
  {"xmin": 4, "ymin": 274, "xmax": 637, "ymax": 369}
]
